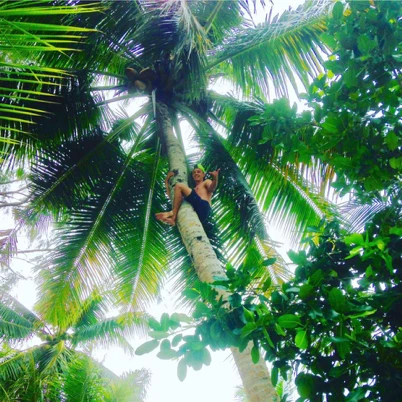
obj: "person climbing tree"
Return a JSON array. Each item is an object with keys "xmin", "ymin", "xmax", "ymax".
[{"xmin": 156, "ymin": 164, "xmax": 220, "ymax": 226}]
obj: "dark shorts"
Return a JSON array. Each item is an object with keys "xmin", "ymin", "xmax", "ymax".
[{"xmin": 184, "ymin": 190, "xmax": 211, "ymax": 223}]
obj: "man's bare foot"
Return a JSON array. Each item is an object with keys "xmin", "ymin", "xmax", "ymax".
[
  {"xmin": 164, "ymin": 216, "xmax": 176, "ymax": 226},
  {"xmin": 155, "ymin": 211, "xmax": 174, "ymax": 224}
]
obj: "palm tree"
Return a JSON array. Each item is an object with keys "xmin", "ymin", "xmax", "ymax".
[
  {"xmin": 0, "ymin": 291, "xmax": 150, "ymax": 401},
  {"xmin": 0, "ymin": 1, "xmax": 336, "ymax": 400}
]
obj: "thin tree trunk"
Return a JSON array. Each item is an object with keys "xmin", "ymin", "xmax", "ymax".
[{"xmin": 156, "ymin": 102, "xmax": 277, "ymax": 402}]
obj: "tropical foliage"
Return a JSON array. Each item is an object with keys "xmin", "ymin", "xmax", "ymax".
[
  {"xmin": 0, "ymin": 291, "xmax": 150, "ymax": 401},
  {"xmin": 6, "ymin": 0, "xmax": 397, "ymax": 400},
  {"xmin": 0, "ymin": 0, "xmax": 334, "ymax": 321},
  {"xmin": 145, "ymin": 212, "xmax": 401, "ymax": 401},
  {"xmin": 135, "ymin": 1, "xmax": 402, "ymax": 400}
]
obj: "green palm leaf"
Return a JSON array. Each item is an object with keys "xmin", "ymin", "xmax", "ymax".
[
  {"xmin": 0, "ymin": 0, "xmax": 104, "ymax": 156},
  {"xmin": 209, "ymin": 0, "xmax": 331, "ymax": 97},
  {"xmin": 210, "ymin": 93, "xmax": 337, "ymax": 245},
  {"xmin": 0, "ymin": 293, "xmax": 43, "ymax": 342},
  {"xmin": 63, "ymin": 354, "xmax": 107, "ymax": 402},
  {"xmin": 31, "ymin": 133, "xmax": 160, "ymax": 325}
]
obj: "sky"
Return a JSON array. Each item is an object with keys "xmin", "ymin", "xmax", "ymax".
[{"xmin": 7, "ymin": 1, "xmax": 307, "ymax": 401}]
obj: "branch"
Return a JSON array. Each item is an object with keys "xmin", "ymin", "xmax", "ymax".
[
  {"xmin": 10, "ymin": 249, "xmax": 54, "ymax": 254},
  {"xmin": 0, "ymin": 186, "xmax": 28, "ymax": 195},
  {"xmin": 0, "ymin": 179, "xmax": 25, "ymax": 185},
  {"xmin": 0, "ymin": 198, "xmax": 29, "ymax": 208}
]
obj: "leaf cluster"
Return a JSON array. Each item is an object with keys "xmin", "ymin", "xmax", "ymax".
[
  {"xmin": 247, "ymin": 1, "xmax": 402, "ymax": 202},
  {"xmin": 136, "ymin": 213, "xmax": 402, "ymax": 401},
  {"xmin": 0, "ymin": 291, "xmax": 150, "ymax": 401},
  {"xmin": 306, "ymin": 0, "xmax": 402, "ymax": 199}
]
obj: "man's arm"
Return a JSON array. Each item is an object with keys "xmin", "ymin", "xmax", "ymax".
[
  {"xmin": 207, "ymin": 169, "xmax": 220, "ymax": 193},
  {"xmin": 165, "ymin": 171, "xmax": 175, "ymax": 200}
]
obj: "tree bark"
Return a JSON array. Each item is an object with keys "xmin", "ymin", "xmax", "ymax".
[{"xmin": 156, "ymin": 102, "xmax": 277, "ymax": 402}]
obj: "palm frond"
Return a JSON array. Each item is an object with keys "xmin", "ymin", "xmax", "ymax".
[
  {"xmin": 37, "ymin": 341, "xmax": 70, "ymax": 374},
  {"xmin": 0, "ymin": 305, "xmax": 34, "ymax": 342},
  {"xmin": 72, "ymin": 311, "xmax": 148, "ymax": 355},
  {"xmin": 0, "ymin": 293, "xmax": 42, "ymax": 343},
  {"xmin": 31, "ymin": 130, "xmax": 159, "ymax": 326},
  {"xmin": 0, "ymin": 0, "xmax": 104, "ymax": 158},
  {"xmin": 108, "ymin": 368, "xmax": 152, "ymax": 402},
  {"xmin": 73, "ymin": 291, "xmax": 109, "ymax": 328},
  {"xmin": 0, "ymin": 68, "xmax": 104, "ymax": 168},
  {"xmin": 0, "ymin": 345, "xmax": 42, "ymax": 383},
  {"xmin": 0, "ymin": 1, "xmax": 100, "ymax": 55},
  {"xmin": 62, "ymin": 353, "xmax": 107, "ymax": 402},
  {"xmin": 339, "ymin": 197, "xmax": 393, "ymax": 234},
  {"xmin": 208, "ymin": 0, "xmax": 332, "ymax": 97},
  {"xmin": 37, "ymin": 0, "xmax": 143, "ymax": 73},
  {"xmin": 242, "ymin": 237, "xmax": 292, "ymax": 288},
  {"xmin": 210, "ymin": 93, "xmax": 338, "ymax": 246},
  {"xmin": 0, "ymin": 227, "xmax": 17, "ymax": 269}
]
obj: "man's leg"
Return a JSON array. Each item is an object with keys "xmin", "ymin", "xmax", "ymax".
[{"xmin": 155, "ymin": 183, "xmax": 192, "ymax": 226}]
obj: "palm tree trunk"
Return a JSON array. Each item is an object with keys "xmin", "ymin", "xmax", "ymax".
[{"xmin": 156, "ymin": 102, "xmax": 277, "ymax": 402}]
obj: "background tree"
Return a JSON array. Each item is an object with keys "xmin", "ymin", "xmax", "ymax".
[{"xmin": 0, "ymin": 291, "xmax": 150, "ymax": 401}]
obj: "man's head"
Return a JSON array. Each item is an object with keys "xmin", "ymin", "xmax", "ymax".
[{"xmin": 192, "ymin": 163, "xmax": 206, "ymax": 181}]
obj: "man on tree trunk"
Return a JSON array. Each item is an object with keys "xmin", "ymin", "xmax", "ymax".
[{"xmin": 156, "ymin": 164, "xmax": 220, "ymax": 226}]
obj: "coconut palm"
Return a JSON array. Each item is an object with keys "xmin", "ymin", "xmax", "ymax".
[
  {"xmin": 0, "ymin": 1, "xmax": 337, "ymax": 400},
  {"xmin": 0, "ymin": 291, "xmax": 150, "ymax": 401}
]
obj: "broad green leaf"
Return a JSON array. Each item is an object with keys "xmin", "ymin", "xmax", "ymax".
[
  {"xmin": 309, "ymin": 269, "xmax": 324, "ymax": 286},
  {"xmin": 263, "ymin": 329, "xmax": 274, "ymax": 348},
  {"xmin": 271, "ymin": 366, "xmax": 279, "ymax": 387},
  {"xmin": 241, "ymin": 322, "xmax": 257, "ymax": 338},
  {"xmin": 295, "ymin": 330, "xmax": 309, "ymax": 350},
  {"xmin": 171, "ymin": 313, "xmax": 192, "ymax": 324},
  {"xmin": 328, "ymin": 288, "xmax": 347, "ymax": 313},
  {"xmin": 193, "ymin": 302, "xmax": 211, "ymax": 319},
  {"xmin": 262, "ymin": 258, "xmax": 276, "ymax": 266},
  {"xmin": 322, "ymin": 116, "xmax": 342, "ymax": 134},
  {"xmin": 386, "ymin": 131, "xmax": 398, "ymax": 151},
  {"xmin": 390, "ymin": 227, "xmax": 402, "ymax": 236},
  {"xmin": 182, "ymin": 288, "xmax": 199, "ymax": 299},
  {"xmin": 148, "ymin": 331, "xmax": 169, "ymax": 340},
  {"xmin": 135, "ymin": 340, "xmax": 159, "ymax": 356},
  {"xmin": 346, "ymin": 309, "xmax": 376, "ymax": 319},
  {"xmin": 334, "ymin": 326, "xmax": 351, "ymax": 359},
  {"xmin": 160, "ymin": 313, "xmax": 170, "ymax": 332},
  {"xmin": 299, "ymin": 284, "xmax": 314, "ymax": 300},
  {"xmin": 160, "ymin": 339, "xmax": 171, "ymax": 350},
  {"xmin": 275, "ymin": 323, "xmax": 286, "ymax": 336},
  {"xmin": 172, "ymin": 334, "xmax": 183, "ymax": 347},
  {"xmin": 242, "ymin": 308, "xmax": 255, "ymax": 323},
  {"xmin": 157, "ymin": 349, "xmax": 178, "ymax": 360},
  {"xmin": 228, "ymin": 293, "xmax": 242, "ymax": 308},
  {"xmin": 329, "ymin": 366, "xmax": 347, "ymax": 378},
  {"xmin": 251, "ymin": 345, "xmax": 260, "ymax": 363},
  {"xmin": 287, "ymin": 250, "xmax": 307, "ymax": 265},
  {"xmin": 344, "ymin": 67, "xmax": 358, "ymax": 88},
  {"xmin": 148, "ymin": 317, "xmax": 162, "ymax": 331},
  {"xmin": 277, "ymin": 314, "xmax": 301, "ymax": 329},
  {"xmin": 346, "ymin": 387, "xmax": 367, "ymax": 402},
  {"xmin": 177, "ymin": 359, "xmax": 187, "ymax": 382},
  {"xmin": 210, "ymin": 320, "xmax": 223, "ymax": 341},
  {"xmin": 332, "ymin": 2, "xmax": 344, "ymax": 20},
  {"xmin": 295, "ymin": 373, "xmax": 316, "ymax": 399},
  {"xmin": 202, "ymin": 348, "xmax": 212, "ymax": 366},
  {"xmin": 390, "ymin": 157, "xmax": 402, "ymax": 169},
  {"xmin": 344, "ymin": 233, "xmax": 364, "ymax": 246},
  {"xmin": 262, "ymin": 277, "xmax": 272, "ymax": 292},
  {"xmin": 357, "ymin": 34, "xmax": 377, "ymax": 54}
]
